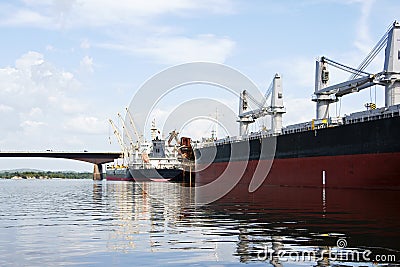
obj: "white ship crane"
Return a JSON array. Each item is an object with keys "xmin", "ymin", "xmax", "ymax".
[
  {"xmin": 108, "ymin": 118, "xmax": 129, "ymax": 164},
  {"xmin": 125, "ymin": 107, "xmax": 143, "ymax": 144},
  {"xmin": 117, "ymin": 112, "xmax": 137, "ymax": 152},
  {"xmin": 238, "ymin": 73, "xmax": 286, "ymax": 136},
  {"xmin": 313, "ymin": 20, "xmax": 400, "ymax": 120}
]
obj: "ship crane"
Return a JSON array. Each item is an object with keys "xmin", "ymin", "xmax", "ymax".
[
  {"xmin": 108, "ymin": 119, "xmax": 129, "ymax": 164},
  {"xmin": 124, "ymin": 108, "xmax": 154, "ymax": 159},
  {"xmin": 167, "ymin": 130, "xmax": 180, "ymax": 146},
  {"xmin": 313, "ymin": 20, "xmax": 400, "ymax": 120},
  {"xmin": 117, "ymin": 112, "xmax": 137, "ymax": 152},
  {"xmin": 125, "ymin": 107, "xmax": 143, "ymax": 144},
  {"xmin": 166, "ymin": 130, "xmax": 180, "ymax": 158},
  {"xmin": 238, "ymin": 73, "xmax": 285, "ymax": 136}
]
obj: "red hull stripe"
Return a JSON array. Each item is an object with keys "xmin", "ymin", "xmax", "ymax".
[
  {"xmin": 106, "ymin": 176, "xmax": 171, "ymax": 182},
  {"xmin": 196, "ymin": 152, "xmax": 400, "ymax": 190}
]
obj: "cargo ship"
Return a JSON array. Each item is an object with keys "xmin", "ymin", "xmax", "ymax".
[
  {"xmin": 106, "ymin": 114, "xmax": 183, "ymax": 182},
  {"xmin": 127, "ymin": 134, "xmax": 183, "ymax": 182},
  {"xmin": 195, "ymin": 21, "xmax": 400, "ymax": 191}
]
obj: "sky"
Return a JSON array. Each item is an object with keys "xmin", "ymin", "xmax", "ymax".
[{"xmin": 0, "ymin": 0, "xmax": 398, "ymax": 171}]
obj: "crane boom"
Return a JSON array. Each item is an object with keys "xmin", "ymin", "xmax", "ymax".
[
  {"xmin": 167, "ymin": 130, "xmax": 180, "ymax": 146},
  {"xmin": 117, "ymin": 112, "xmax": 137, "ymax": 150},
  {"xmin": 316, "ymin": 74, "xmax": 383, "ymax": 97},
  {"xmin": 125, "ymin": 108, "xmax": 142, "ymax": 143},
  {"xmin": 108, "ymin": 119, "xmax": 128, "ymax": 159}
]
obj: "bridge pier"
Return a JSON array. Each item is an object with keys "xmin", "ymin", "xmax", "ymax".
[{"xmin": 93, "ymin": 164, "xmax": 104, "ymax": 180}]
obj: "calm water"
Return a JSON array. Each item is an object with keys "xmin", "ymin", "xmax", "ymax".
[{"xmin": 0, "ymin": 179, "xmax": 399, "ymax": 266}]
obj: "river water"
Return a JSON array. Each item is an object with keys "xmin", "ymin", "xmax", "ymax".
[{"xmin": 0, "ymin": 179, "xmax": 399, "ymax": 266}]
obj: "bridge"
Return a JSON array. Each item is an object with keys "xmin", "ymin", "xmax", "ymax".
[{"xmin": 0, "ymin": 151, "xmax": 123, "ymax": 180}]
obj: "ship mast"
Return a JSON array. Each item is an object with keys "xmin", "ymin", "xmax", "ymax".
[
  {"xmin": 238, "ymin": 74, "xmax": 285, "ymax": 136},
  {"xmin": 150, "ymin": 119, "xmax": 158, "ymax": 140},
  {"xmin": 384, "ymin": 21, "xmax": 400, "ymax": 107},
  {"xmin": 313, "ymin": 58, "xmax": 337, "ymax": 120}
]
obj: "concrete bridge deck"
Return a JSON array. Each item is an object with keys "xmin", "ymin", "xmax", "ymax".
[{"xmin": 0, "ymin": 151, "xmax": 123, "ymax": 180}]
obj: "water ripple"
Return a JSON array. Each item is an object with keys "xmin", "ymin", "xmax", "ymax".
[{"xmin": 0, "ymin": 179, "xmax": 399, "ymax": 266}]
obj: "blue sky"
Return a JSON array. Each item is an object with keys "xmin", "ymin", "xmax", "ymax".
[{"xmin": 0, "ymin": 0, "xmax": 398, "ymax": 171}]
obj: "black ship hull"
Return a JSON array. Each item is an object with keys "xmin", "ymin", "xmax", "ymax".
[
  {"xmin": 128, "ymin": 168, "xmax": 183, "ymax": 182},
  {"xmin": 106, "ymin": 167, "xmax": 183, "ymax": 182},
  {"xmin": 195, "ymin": 116, "xmax": 400, "ymax": 190}
]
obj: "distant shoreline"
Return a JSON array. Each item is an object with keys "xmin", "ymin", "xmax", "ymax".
[{"xmin": 0, "ymin": 171, "xmax": 92, "ymax": 179}]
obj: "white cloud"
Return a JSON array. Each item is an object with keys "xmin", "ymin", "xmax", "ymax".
[
  {"xmin": 260, "ymin": 56, "xmax": 316, "ymax": 98},
  {"xmin": 64, "ymin": 116, "xmax": 107, "ymax": 135},
  {"xmin": 45, "ymin": 44, "xmax": 55, "ymax": 51},
  {"xmin": 68, "ymin": 0, "xmax": 234, "ymax": 27},
  {"xmin": 28, "ymin": 107, "xmax": 43, "ymax": 117},
  {"xmin": 0, "ymin": 8, "xmax": 51, "ymax": 27},
  {"xmin": 283, "ymin": 97, "xmax": 315, "ymax": 126},
  {"xmin": 20, "ymin": 120, "xmax": 46, "ymax": 128},
  {"xmin": 0, "ymin": 1, "xmax": 236, "ymax": 65},
  {"xmin": 47, "ymin": 95, "xmax": 86, "ymax": 114},
  {"xmin": 0, "ymin": 104, "xmax": 14, "ymax": 113},
  {"xmin": 352, "ymin": 0, "xmax": 375, "ymax": 54},
  {"xmin": 80, "ymin": 55, "xmax": 94, "ymax": 73},
  {"xmin": 80, "ymin": 39, "xmax": 91, "ymax": 49},
  {"xmin": 0, "ymin": 51, "xmax": 109, "ymax": 153},
  {"xmin": 1, "ymin": 0, "xmax": 234, "ymax": 28},
  {"xmin": 15, "ymin": 51, "xmax": 44, "ymax": 72},
  {"xmin": 143, "ymin": 34, "xmax": 235, "ymax": 64},
  {"xmin": 19, "ymin": 120, "xmax": 48, "ymax": 136},
  {"xmin": 102, "ymin": 34, "xmax": 235, "ymax": 64},
  {"xmin": 1, "ymin": 0, "xmax": 237, "ymax": 64}
]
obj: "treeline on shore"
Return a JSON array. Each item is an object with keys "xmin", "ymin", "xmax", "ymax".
[{"xmin": 0, "ymin": 171, "xmax": 92, "ymax": 179}]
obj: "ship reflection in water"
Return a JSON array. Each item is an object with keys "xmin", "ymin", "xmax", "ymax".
[
  {"xmin": 106, "ymin": 180, "xmax": 399, "ymax": 266},
  {"xmin": 1, "ymin": 179, "xmax": 398, "ymax": 266}
]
